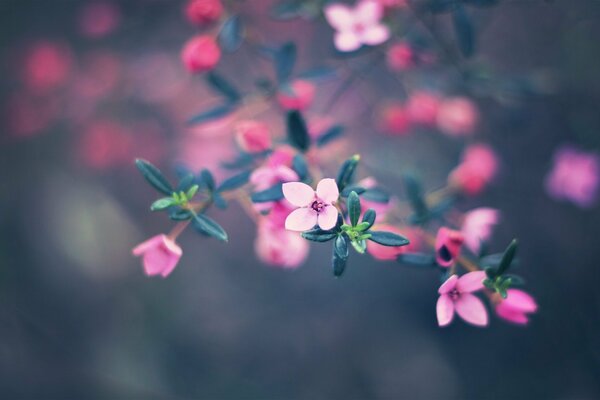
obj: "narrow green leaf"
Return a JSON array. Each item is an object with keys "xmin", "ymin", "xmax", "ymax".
[
  {"xmin": 217, "ymin": 170, "xmax": 251, "ymax": 192},
  {"xmin": 497, "ymin": 239, "xmax": 518, "ymax": 276},
  {"xmin": 348, "ymin": 191, "xmax": 361, "ymax": 227},
  {"xmin": 361, "ymin": 209, "xmax": 376, "ymax": 230},
  {"xmin": 251, "ymin": 184, "xmax": 284, "ymax": 203},
  {"xmin": 218, "ymin": 15, "xmax": 244, "ymax": 52},
  {"xmin": 368, "ymin": 231, "xmax": 410, "ymax": 247},
  {"xmin": 336, "ymin": 154, "xmax": 360, "ymax": 192},
  {"xmin": 286, "ymin": 110, "xmax": 310, "ymax": 151},
  {"xmin": 200, "ymin": 169, "xmax": 216, "ymax": 191},
  {"xmin": 193, "ymin": 213, "xmax": 228, "ymax": 242},
  {"xmin": 151, "ymin": 197, "xmax": 176, "ymax": 211},
  {"xmin": 135, "ymin": 159, "xmax": 173, "ymax": 195},
  {"xmin": 334, "ymin": 235, "xmax": 349, "ymax": 259},
  {"xmin": 275, "ymin": 42, "xmax": 297, "ymax": 83},
  {"xmin": 206, "ymin": 71, "xmax": 241, "ymax": 102},
  {"xmin": 186, "ymin": 184, "xmax": 199, "ymax": 200},
  {"xmin": 302, "ymin": 228, "xmax": 337, "ymax": 242},
  {"xmin": 292, "ymin": 154, "xmax": 309, "ymax": 181}
]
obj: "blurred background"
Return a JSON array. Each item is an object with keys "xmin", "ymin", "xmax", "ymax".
[{"xmin": 1, "ymin": 0, "xmax": 600, "ymax": 398}]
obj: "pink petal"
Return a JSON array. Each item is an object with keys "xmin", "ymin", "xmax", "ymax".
[
  {"xmin": 324, "ymin": 3, "xmax": 355, "ymax": 31},
  {"xmin": 503, "ymin": 289, "xmax": 538, "ymax": 313},
  {"xmin": 436, "ymin": 294, "xmax": 455, "ymax": 327},
  {"xmin": 438, "ymin": 274, "xmax": 458, "ymax": 294},
  {"xmin": 317, "ymin": 205, "xmax": 338, "ymax": 230},
  {"xmin": 334, "ymin": 31, "xmax": 362, "ymax": 52},
  {"xmin": 495, "ymin": 305, "xmax": 529, "ymax": 325},
  {"xmin": 316, "ymin": 178, "xmax": 339, "ymax": 203},
  {"xmin": 132, "ymin": 234, "xmax": 165, "ymax": 256},
  {"xmin": 359, "ymin": 24, "xmax": 390, "ymax": 46},
  {"xmin": 455, "ymin": 293, "xmax": 489, "ymax": 327},
  {"xmin": 285, "ymin": 207, "xmax": 318, "ymax": 231},
  {"xmin": 282, "ymin": 182, "xmax": 315, "ymax": 207},
  {"xmin": 275, "ymin": 166, "xmax": 299, "ymax": 182},
  {"xmin": 354, "ymin": 0, "xmax": 383, "ymax": 25},
  {"xmin": 456, "ymin": 270, "xmax": 486, "ymax": 293}
]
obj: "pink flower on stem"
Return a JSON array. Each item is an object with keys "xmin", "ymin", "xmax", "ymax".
[
  {"xmin": 234, "ymin": 120, "xmax": 272, "ymax": 153},
  {"xmin": 324, "ymin": 0, "xmax": 390, "ymax": 52},
  {"xmin": 378, "ymin": 102, "xmax": 411, "ymax": 135},
  {"xmin": 436, "ymin": 96, "xmax": 479, "ymax": 137},
  {"xmin": 437, "ymin": 271, "xmax": 489, "ymax": 327},
  {"xmin": 461, "ymin": 208, "xmax": 500, "ymax": 255},
  {"xmin": 495, "ymin": 289, "xmax": 538, "ymax": 325},
  {"xmin": 283, "ymin": 179, "xmax": 340, "ymax": 231},
  {"xmin": 22, "ymin": 41, "xmax": 73, "ymax": 93},
  {"xmin": 181, "ymin": 35, "xmax": 221, "ymax": 73},
  {"xmin": 449, "ymin": 144, "xmax": 499, "ymax": 196},
  {"xmin": 277, "ymin": 80, "xmax": 316, "ymax": 111},
  {"xmin": 132, "ymin": 234, "xmax": 182, "ymax": 278},
  {"xmin": 544, "ymin": 146, "xmax": 600, "ymax": 208},
  {"xmin": 435, "ymin": 227, "xmax": 464, "ymax": 267}
]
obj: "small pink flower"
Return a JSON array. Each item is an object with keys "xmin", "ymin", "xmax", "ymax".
[
  {"xmin": 378, "ymin": 102, "xmax": 411, "ymax": 135},
  {"xmin": 406, "ymin": 91, "xmax": 441, "ymax": 126},
  {"xmin": 436, "ymin": 97, "xmax": 479, "ymax": 136},
  {"xmin": 22, "ymin": 41, "xmax": 73, "ymax": 93},
  {"xmin": 435, "ymin": 227, "xmax": 464, "ymax": 267},
  {"xmin": 266, "ymin": 146, "xmax": 296, "ymax": 168},
  {"xmin": 545, "ymin": 146, "xmax": 600, "ymax": 208},
  {"xmin": 437, "ymin": 271, "xmax": 489, "ymax": 327},
  {"xmin": 461, "ymin": 208, "xmax": 500, "ymax": 255},
  {"xmin": 283, "ymin": 179, "xmax": 340, "ymax": 231},
  {"xmin": 255, "ymin": 220, "xmax": 309, "ymax": 268},
  {"xmin": 181, "ymin": 35, "xmax": 221, "ymax": 73},
  {"xmin": 185, "ymin": 0, "xmax": 223, "ymax": 26},
  {"xmin": 132, "ymin": 234, "xmax": 182, "ymax": 278},
  {"xmin": 277, "ymin": 80, "xmax": 316, "ymax": 111},
  {"xmin": 367, "ymin": 225, "xmax": 421, "ymax": 261},
  {"xmin": 324, "ymin": 0, "xmax": 390, "ymax": 52},
  {"xmin": 77, "ymin": 119, "xmax": 133, "ymax": 169},
  {"xmin": 495, "ymin": 289, "xmax": 538, "ymax": 325},
  {"xmin": 234, "ymin": 120, "xmax": 272, "ymax": 153},
  {"xmin": 78, "ymin": 1, "xmax": 121, "ymax": 38},
  {"xmin": 449, "ymin": 144, "xmax": 499, "ymax": 196},
  {"xmin": 386, "ymin": 42, "xmax": 414, "ymax": 71}
]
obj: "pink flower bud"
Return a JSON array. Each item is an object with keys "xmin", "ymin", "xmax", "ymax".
[
  {"xmin": 406, "ymin": 91, "xmax": 441, "ymax": 126},
  {"xmin": 234, "ymin": 120, "xmax": 272, "ymax": 153},
  {"xmin": 436, "ymin": 97, "xmax": 479, "ymax": 136},
  {"xmin": 181, "ymin": 35, "xmax": 221, "ymax": 73},
  {"xmin": 435, "ymin": 227, "xmax": 464, "ymax": 267},
  {"xmin": 378, "ymin": 102, "xmax": 411, "ymax": 135},
  {"xmin": 449, "ymin": 144, "xmax": 499, "ymax": 196},
  {"xmin": 185, "ymin": 0, "xmax": 223, "ymax": 26},
  {"xmin": 277, "ymin": 80, "xmax": 316, "ymax": 111},
  {"xmin": 386, "ymin": 42, "xmax": 414, "ymax": 71},
  {"xmin": 495, "ymin": 289, "xmax": 538, "ymax": 325},
  {"xmin": 255, "ymin": 222, "xmax": 309, "ymax": 268},
  {"xmin": 22, "ymin": 41, "xmax": 73, "ymax": 93},
  {"xmin": 132, "ymin": 234, "xmax": 183, "ymax": 278},
  {"xmin": 367, "ymin": 225, "xmax": 421, "ymax": 261}
]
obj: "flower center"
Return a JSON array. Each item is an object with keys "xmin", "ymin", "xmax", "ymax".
[
  {"xmin": 450, "ymin": 289, "xmax": 460, "ymax": 301},
  {"xmin": 311, "ymin": 200, "xmax": 325, "ymax": 213},
  {"xmin": 353, "ymin": 22, "xmax": 366, "ymax": 33}
]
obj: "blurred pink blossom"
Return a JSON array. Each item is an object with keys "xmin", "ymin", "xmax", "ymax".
[
  {"xmin": 181, "ymin": 35, "xmax": 221, "ymax": 73},
  {"xmin": 22, "ymin": 41, "xmax": 73, "ymax": 93},
  {"xmin": 185, "ymin": 0, "xmax": 223, "ymax": 26},
  {"xmin": 133, "ymin": 234, "xmax": 182, "ymax": 278},
  {"xmin": 386, "ymin": 42, "xmax": 414, "ymax": 71},
  {"xmin": 435, "ymin": 227, "xmax": 464, "ymax": 267},
  {"xmin": 495, "ymin": 289, "xmax": 538, "ymax": 325},
  {"xmin": 255, "ymin": 220, "xmax": 309, "ymax": 269},
  {"xmin": 367, "ymin": 224, "xmax": 422, "ymax": 261},
  {"xmin": 358, "ymin": 177, "xmax": 392, "ymax": 221},
  {"xmin": 277, "ymin": 80, "xmax": 316, "ymax": 111},
  {"xmin": 461, "ymin": 208, "xmax": 500, "ymax": 255},
  {"xmin": 449, "ymin": 144, "xmax": 499, "ymax": 196},
  {"xmin": 234, "ymin": 120, "xmax": 272, "ymax": 153},
  {"xmin": 378, "ymin": 102, "xmax": 411, "ymax": 135},
  {"xmin": 544, "ymin": 146, "xmax": 600, "ymax": 208},
  {"xmin": 437, "ymin": 271, "xmax": 489, "ymax": 327},
  {"xmin": 73, "ymin": 51, "xmax": 122, "ymax": 100},
  {"xmin": 406, "ymin": 91, "xmax": 441, "ymax": 126},
  {"xmin": 324, "ymin": 0, "xmax": 390, "ymax": 52},
  {"xmin": 78, "ymin": 2, "xmax": 121, "ymax": 38},
  {"xmin": 283, "ymin": 179, "xmax": 339, "ymax": 231},
  {"xmin": 76, "ymin": 119, "xmax": 134, "ymax": 169},
  {"xmin": 436, "ymin": 96, "xmax": 479, "ymax": 136}
]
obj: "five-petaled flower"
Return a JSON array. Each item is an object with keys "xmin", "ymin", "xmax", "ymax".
[
  {"xmin": 282, "ymin": 178, "xmax": 340, "ymax": 231},
  {"xmin": 132, "ymin": 234, "xmax": 182, "ymax": 278},
  {"xmin": 437, "ymin": 271, "xmax": 488, "ymax": 327},
  {"xmin": 324, "ymin": 0, "xmax": 390, "ymax": 52}
]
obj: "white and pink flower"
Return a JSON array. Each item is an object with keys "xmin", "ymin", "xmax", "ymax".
[{"xmin": 282, "ymin": 179, "xmax": 340, "ymax": 231}]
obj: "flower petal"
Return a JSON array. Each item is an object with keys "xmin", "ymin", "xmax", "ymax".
[
  {"xmin": 316, "ymin": 178, "xmax": 339, "ymax": 203},
  {"xmin": 282, "ymin": 182, "xmax": 315, "ymax": 207},
  {"xmin": 456, "ymin": 270, "xmax": 486, "ymax": 293},
  {"xmin": 455, "ymin": 293, "xmax": 489, "ymax": 327},
  {"xmin": 354, "ymin": 0, "xmax": 383, "ymax": 25},
  {"xmin": 436, "ymin": 294, "xmax": 455, "ymax": 327},
  {"xmin": 503, "ymin": 289, "xmax": 538, "ymax": 313},
  {"xmin": 438, "ymin": 274, "xmax": 458, "ymax": 294},
  {"xmin": 285, "ymin": 207, "xmax": 318, "ymax": 231},
  {"xmin": 132, "ymin": 234, "xmax": 165, "ymax": 256},
  {"xmin": 317, "ymin": 205, "xmax": 339, "ymax": 230},
  {"xmin": 334, "ymin": 31, "xmax": 362, "ymax": 52},
  {"xmin": 496, "ymin": 304, "xmax": 529, "ymax": 325},
  {"xmin": 324, "ymin": 3, "xmax": 355, "ymax": 31},
  {"xmin": 360, "ymin": 24, "xmax": 390, "ymax": 46}
]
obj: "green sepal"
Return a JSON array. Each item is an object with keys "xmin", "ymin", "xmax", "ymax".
[
  {"xmin": 497, "ymin": 239, "xmax": 518, "ymax": 276},
  {"xmin": 350, "ymin": 239, "xmax": 367, "ymax": 254},
  {"xmin": 186, "ymin": 184, "xmax": 199, "ymax": 200}
]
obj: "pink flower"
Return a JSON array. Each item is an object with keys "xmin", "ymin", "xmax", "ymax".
[
  {"xmin": 76, "ymin": 119, "xmax": 133, "ymax": 169},
  {"xmin": 435, "ymin": 227, "xmax": 464, "ymax": 267},
  {"xmin": 185, "ymin": 0, "xmax": 223, "ymax": 26},
  {"xmin": 461, "ymin": 208, "xmax": 500, "ymax": 255},
  {"xmin": 324, "ymin": 0, "xmax": 390, "ymax": 52},
  {"xmin": 544, "ymin": 146, "xmax": 600, "ymax": 208},
  {"xmin": 436, "ymin": 97, "xmax": 479, "ymax": 136},
  {"xmin": 78, "ymin": 1, "xmax": 121, "ymax": 38},
  {"xmin": 406, "ymin": 91, "xmax": 441, "ymax": 126},
  {"xmin": 495, "ymin": 289, "xmax": 538, "ymax": 325},
  {"xmin": 181, "ymin": 35, "xmax": 221, "ymax": 73},
  {"xmin": 437, "ymin": 271, "xmax": 489, "ymax": 327},
  {"xmin": 277, "ymin": 80, "xmax": 316, "ymax": 111},
  {"xmin": 378, "ymin": 102, "xmax": 411, "ymax": 135},
  {"xmin": 283, "ymin": 179, "xmax": 340, "ymax": 231},
  {"xmin": 132, "ymin": 234, "xmax": 182, "ymax": 278},
  {"xmin": 386, "ymin": 42, "xmax": 414, "ymax": 71},
  {"xmin": 250, "ymin": 164, "xmax": 298, "ymax": 213},
  {"xmin": 367, "ymin": 224, "xmax": 421, "ymax": 261},
  {"xmin": 22, "ymin": 41, "xmax": 73, "ymax": 93},
  {"xmin": 255, "ymin": 220, "xmax": 309, "ymax": 268},
  {"xmin": 234, "ymin": 120, "xmax": 272, "ymax": 153},
  {"xmin": 449, "ymin": 144, "xmax": 499, "ymax": 196}
]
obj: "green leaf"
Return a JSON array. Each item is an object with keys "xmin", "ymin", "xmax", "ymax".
[
  {"xmin": 351, "ymin": 239, "xmax": 366, "ymax": 254},
  {"xmin": 334, "ymin": 235, "xmax": 349, "ymax": 259},
  {"xmin": 302, "ymin": 228, "xmax": 337, "ymax": 242},
  {"xmin": 199, "ymin": 169, "xmax": 216, "ymax": 191},
  {"xmin": 217, "ymin": 170, "xmax": 251, "ymax": 192},
  {"xmin": 368, "ymin": 231, "xmax": 410, "ymax": 247},
  {"xmin": 347, "ymin": 191, "xmax": 361, "ymax": 227},
  {"xmin": 316, "ymin": 125, "xmax": 344, "ymax": 147},
  {"xmin": 362, "ymin": 188, "xmax": 390, "ymax": 204},
  {"xmin": 186, "ymin": 103, "xmax": 237, "ymax": 126},
  {"xmin": 497, "ymin": 239, "xmax": 518, "ymax": 276},
  {"xmin": 292, "ymin": 154, "xmax": 309, "ymax": 181},
  {"xmin": 404, "ymin": 175, "xmax": 428, "ymax": 223},
  {"xmin": 151, "ymin": 197, "xmax": 176, "ymax": 211},
  {"xmin": 286, "ymin": 110, "xmax": 310, "ymax": 151},
  {"xmin": 213, "ymin": 193, "xmax": 228, "ymax": 209},
  {"xmin": 251, "ymin": 184, "xmax": 284, "ymax": 203},
  {"xmin": 361, "ymin": 209, "xmax": 376, "ymax": 230},
  {"xmin": 453, "ymin": 4, "xmax": 474, "ymax": 57},
  {"xmin": 135, "ymin": 159, "xmax": 174, "ymax": 195},
  {"xmin": 332, "ymin": 237, "xmax": 348, "ymax": 277},
  {"xmin": 193, "ymin": 213, "xmax": 228, "ymax": 242},
  {"xmin": 177, "ymin": 173, "xmax": 195, "ymax": 192},
  {"xmin": 218, "ymin": 15, "xmax": 245, "ymax": 52},
  {"xmin": 340, "ymin": 185, "xmax": 366, "ymax": 197},
  {"xmin": 169, "ymin": 209, "xmax": 193, "ymax": 221},
  {"xmin": 206, "ymin": 71, "xmax": 241, "ymax": 102},
  {"xmin": 186, "ymin": 184, "xmax": 199, "ymax": 200},
  {"xmin": 275, "ymin": 42, "xmax": 297, "ymax": 83},
  {"xmin": 336, "ymin": 154, "xmax": 360, "ymax": 192}
]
